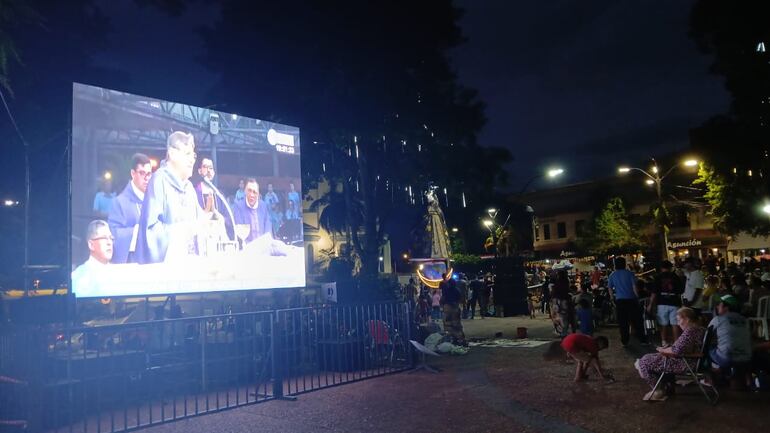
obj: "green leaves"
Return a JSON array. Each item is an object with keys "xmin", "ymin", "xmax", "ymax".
[{"xmin": 578, "ymin": 197, "xmax": 642, "ymax": 255}]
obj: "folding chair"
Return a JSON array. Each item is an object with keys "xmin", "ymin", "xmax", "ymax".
[{"xmin": 649, "ymin": 326, "xmax": 719, "ymax": 405}]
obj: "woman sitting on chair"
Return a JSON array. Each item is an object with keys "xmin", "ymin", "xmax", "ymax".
[{"xmin": 635, "ymin": 307, "xmax": 705, "ymax": 401}]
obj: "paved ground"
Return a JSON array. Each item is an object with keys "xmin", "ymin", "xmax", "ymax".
[{"xmin": 141, "ymin": 315, "xmax": 770, "ymax": 433}]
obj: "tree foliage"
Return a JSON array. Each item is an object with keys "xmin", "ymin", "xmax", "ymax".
[
  {"xmin": 577, "ymin": 197, "xmax": 641, "ymax": 255},
  {"xmin": 694, "ymin": 163, "xmax": 770, "ymax": 236}
]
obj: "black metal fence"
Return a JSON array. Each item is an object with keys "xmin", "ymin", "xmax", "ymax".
[{"xmin": 0, "ymin": 302, "xmax": 412, "ymax": 433}]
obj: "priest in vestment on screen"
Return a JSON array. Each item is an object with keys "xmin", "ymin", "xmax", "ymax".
[{"xmin": 135, "ymin": 131, "xmax": 220, "ymax": 264}]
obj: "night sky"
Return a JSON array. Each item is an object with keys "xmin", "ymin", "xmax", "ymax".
[
  {"xmin": 452, "ymin": 0, "xmax": 729, "ymax": 190},
  {"xmin": 92, "ymin": 0, "xmax": 731, "ymax": 191},
  {"xmin": 0, "ymin": 0, "xmax": 734, "ymax": 282}
]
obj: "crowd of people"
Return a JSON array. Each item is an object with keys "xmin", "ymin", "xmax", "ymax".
[
  {"xmin": 533, "ymin": 255, "xmax": 770, "ymax": 401},
  {"xmin": 409, "ymin": 273, "xmax": 496, "ymax": 325}
]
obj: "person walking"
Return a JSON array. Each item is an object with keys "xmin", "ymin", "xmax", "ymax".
[{"xmin": 608, "ymin": 257, "xmax": 649, "ymax": 347}]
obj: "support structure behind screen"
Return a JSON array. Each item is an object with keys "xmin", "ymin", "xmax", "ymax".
[{"xmin": 70, "ymin": 83, "xmax": 305, "ymax": 298}]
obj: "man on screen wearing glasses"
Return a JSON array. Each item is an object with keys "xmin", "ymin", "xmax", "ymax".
[
  {"xmin": 71, "ymin": 220, "xmax": 113, "ymax": 297},
  {"xmin": 108, "ymin": 153, "xmax": 152, "ymax": 264},
  {"xmin": 136, "ymin": 131, "xmax": 221, "ymax": 264}
]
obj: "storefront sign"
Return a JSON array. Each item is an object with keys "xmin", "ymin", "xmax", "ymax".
[{"xmin": 667, "ymin": 239, "xmax": 702, "ymax": 249}]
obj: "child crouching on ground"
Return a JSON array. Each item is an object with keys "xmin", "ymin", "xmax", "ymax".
[{"xmin": 560, "ymin": 334, "xmax": 613, "ymax": 382}]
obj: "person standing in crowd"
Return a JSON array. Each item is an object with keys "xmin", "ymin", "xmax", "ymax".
[
  {"xmin": 682, "ymin": 258, "xmax": 704, "ymax": 313},
  {"xmin": 648, "ymin": 260, "xmax": 683, "ymax": 348},
  {"xmin": 93, "ymin": 177, "xmax": 115, "ymax": 219},
  {"xmin": 552, "ymin": 270, "xmax": 572, "ymax": 337},
  {"xmin": 608, "ymin": 257, "xmax": 648, "ymax": 347},
  {"xmin": 108, "ymin": 153, "xmax": 152, "ymax": 264},
  {"xmin": 440, "ymin": 272, "xmax": 466, "ymax": 345},
  {"xmin": 457, "ymin": 273, "xmax": 469, "ymax": 318},
  {"xmin": 467, "ymin": 275, "xmax": 482, "ymax": 319},
  {"xmin": 479, "ymin": 275, "xmax": 492, "ymax": 318},
  {"xmin": 591, "ymin": 266, "xmax": 602, "ymax": 288},
  {"xmin": 431, "ymin": 289, "xmax": 441, "ymax": 321}
]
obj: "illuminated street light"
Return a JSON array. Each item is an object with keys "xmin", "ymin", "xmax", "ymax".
[
  {"xmin": 645, "ymin": 179, "xmax": 655, "ymax": 185},
  {"xmin": 402, "ymin": 253, "xmax": 408, "ymax": 259},
  {"xmin": 618, "ymin": 167, "xmax": 631, "ymax": 173},
  {"xmin": 763, "ymin": 203, "xmax": 770, "ymax": 214},
  {"xmin": 683, "ymin": 159, "xmax": 698, "ymax": 167},
  {"xmin": 3, "ymin": 199, "xmax": 18, "ymax": 207},
  {"xmin": 103, "ymin": 171, "xmax": 112, "ymax": 180},
  {"xmin": 483, "ymin": 220, "xmax": 493, "ymax": 228},
  {"xmin": 651, "ymin": 166, "xmax": 659, "ymax": 174},
  {"xmin": 487, "ymin": 208, "xmax": 496, "ymax": 214},
  {"xmin": 547, "ymin": 168, "xmax": 564, "ymax": 178},
  {"xmin": 451, "ymin": 227, "xmax": 459, "ymax": 233}
]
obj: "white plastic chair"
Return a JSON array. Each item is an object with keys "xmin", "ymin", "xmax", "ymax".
[{"xmin": 749, "ymin": 296, "xmax": 770, "ymax": 341}]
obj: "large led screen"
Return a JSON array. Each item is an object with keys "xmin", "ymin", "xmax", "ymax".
[{"xmin": 71, "ymin": 83, "xmax": 305, "ymax": 297}]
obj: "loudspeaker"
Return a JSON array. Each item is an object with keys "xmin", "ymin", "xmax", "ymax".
[{"xmin": 492, "ymin": 257, "xmax": 527, "ymax": 316}]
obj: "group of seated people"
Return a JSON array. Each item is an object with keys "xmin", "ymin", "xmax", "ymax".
[{"xmin": 544, "ymin": 256, "xmax": 770, "ymax": 402}]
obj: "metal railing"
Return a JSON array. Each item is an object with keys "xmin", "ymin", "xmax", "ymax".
[{"xmin": 0, "ymin": 302, "xmax": 412, "ymax": 433}]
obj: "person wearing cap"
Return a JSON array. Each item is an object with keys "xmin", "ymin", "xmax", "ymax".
[
  {"xmin": 707, "ymin": 294, "xmax": 752, "ymax": 369},
  {"xmin": 648, "ymin": 260, "xmax": 684, "ymax": 348}
]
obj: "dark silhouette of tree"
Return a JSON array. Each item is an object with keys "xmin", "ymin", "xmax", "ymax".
[
  {"xmin": 200, "ymin": 1, "xmax": 511, "ymax": 278},
  {"xmin": 689, "ymin": 0, "xmax": 770, "ymax": 235}
]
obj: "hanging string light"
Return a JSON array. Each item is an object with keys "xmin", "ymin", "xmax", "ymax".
[{"xmin": 443, "ymin": 187, "xmax": 448, "ymax": 208}]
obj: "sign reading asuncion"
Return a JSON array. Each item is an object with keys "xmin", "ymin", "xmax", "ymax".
[{"xmin": 667, "ymin": 239, "xmax": 702, "ymax": 249}]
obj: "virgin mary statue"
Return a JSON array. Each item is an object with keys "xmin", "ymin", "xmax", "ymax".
[{"xmin": 424, "ymin": 188, "xmax": 452, "ymax": 259}]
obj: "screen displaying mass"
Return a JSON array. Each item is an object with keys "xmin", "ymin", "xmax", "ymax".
[{"xmin": 71, "ymin": 83, "xmax": 305, "ymax": 298}]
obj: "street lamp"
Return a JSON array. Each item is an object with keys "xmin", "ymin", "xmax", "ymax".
[
  {"xmin": 483, "ymin": 219, "xmax": 493, "ymax": 228},
  {"xmin": 451, "ymin": 227, "xmax": 459, "ymax": 233},
  {"xmin": 547, "ymin": 168, "xmax": 564, "ymax": 178},
  {"xmin": 763, "ymin": 203, "xmax": 770, "ymax": 215},
  {"xmin": 518, "ymin": 167, "xmax": 565, "ymax": 195},
  {"xmin": 617, "ymin": 158, "xmax": 700, "ymax": 259}
]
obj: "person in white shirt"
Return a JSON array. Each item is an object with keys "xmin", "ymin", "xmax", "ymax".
[
  {"xmin": 682, "ymin": 258, "xmax": 704, "ymax": 311},
  {"xmin": 72, "ymin": 220, "xmax": 113, "ymax": 297}
]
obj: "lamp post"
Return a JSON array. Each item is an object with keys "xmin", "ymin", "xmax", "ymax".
[
  {"xmin": 483, "ymin": 219, "xmax": 496, "ymax": 256},
  {"xmin": 518, "ymin": 167, "xmax": 565, "ymax": 195},
  {"xmin": 618, "ymin": 158, "xmax": 699, "ymax": 260}
]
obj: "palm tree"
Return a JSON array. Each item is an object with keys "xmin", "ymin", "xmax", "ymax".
[{"xmin": 309, "ymin": 183, "xmax": 364, "ymax": 247}]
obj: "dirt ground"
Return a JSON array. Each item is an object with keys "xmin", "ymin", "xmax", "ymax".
[{"xmin": 141, "ymin": 316, "xmax": 770, "ymax": 433}]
